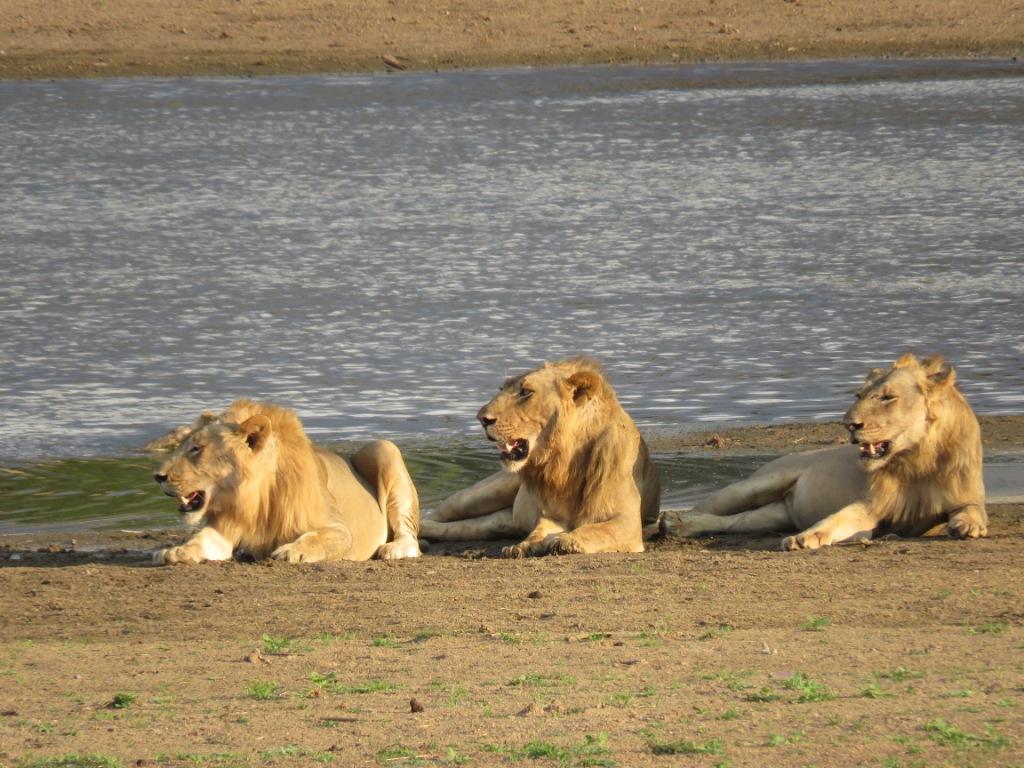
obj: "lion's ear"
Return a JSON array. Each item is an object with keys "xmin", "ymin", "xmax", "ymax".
[
  {"xmin": 563, "ymin": 370, "xmax": 602, "ymax": 405},
  {"xmin": 238, "ymin": 414, "xmax": 273, "ymax": 451},
  {"xmin": 920, "ymin": 355, "xmax": 957, "ymax": 388},
  {"xmin": 862, "ymin": 367, "xmax": 887, "ymax": 387},
  {"xmin": 893, "ymin": 352, "xmax": 919, "ymax": 369}
]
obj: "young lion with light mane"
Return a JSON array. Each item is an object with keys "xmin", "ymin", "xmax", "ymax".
[
  {"xmin": 419, "ymin": 358, "xmax": 661, "ymax": 556},
  {"xmin": 663, "ymin": 354, "xmax": 987, "ymax": 549},
  {"xmin": 153, "ymin": 400, "xmax": 421, "ymax": 564}
]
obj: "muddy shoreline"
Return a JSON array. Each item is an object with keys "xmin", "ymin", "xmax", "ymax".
[{"xmin": 2, "ymin": 0, "xmax": 1022, "ymax": 81}]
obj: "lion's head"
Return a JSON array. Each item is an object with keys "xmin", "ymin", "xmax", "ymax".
[
  {"xmin": 154, "ymin": 401, "xmax": 292, "ymax": 527},
  {"xmin": 476, "ymin": 358, "xmax": 610, "ymax": 474},
  {"xmin": 843, "ymin": 353, "xmax": 968, "ymax": 473}
]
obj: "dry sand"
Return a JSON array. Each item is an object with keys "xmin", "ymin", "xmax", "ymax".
[{"xmin": 1, "ymin": 0, "xmax": 1022, "ymax": 80}]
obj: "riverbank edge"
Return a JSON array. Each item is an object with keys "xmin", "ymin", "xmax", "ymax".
[{"xmin": 2, "ymin": 0, "xmax": 1022, "ymax": 81}]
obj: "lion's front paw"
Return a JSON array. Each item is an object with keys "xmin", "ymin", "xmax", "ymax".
[
  {"xmin": 271, "ymin": 541, "xmax": 325, "ymax": 563},
  {"xmin": 155, "ymin": 545, "xmax": 204, "ymax": 565},
  {"xmin": 501, "ymin": 544, "xmax": 527, "ymax": 559},
  {"xmin": 948, "ymin": 512, "xmax": 987, "ymax": 540},
  {"xmin": 782, "ymin": 531, "xmax": 829, "ymax": 551},
  {"xmin": 544, "ymin": 533, "xmax": 586, "ymax": 556},
  {"xmin": 376, "ymin": 538, "xmax": 421, "ymax": 560}
]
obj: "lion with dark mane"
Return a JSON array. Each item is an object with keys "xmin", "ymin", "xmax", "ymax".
[
  {"xmin": 152, "ymin": 400, "xmax": 421, "ymax": 563},
  {"xmin": 420, "ymin": 358, "xmax": 661, "ymax": 556},
  {"xmin": 663, "ymin": 354, "xmax": 986, "ymax": 549}
]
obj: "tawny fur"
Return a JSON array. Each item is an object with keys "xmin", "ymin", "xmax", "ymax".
[
  {"xmin": 664, "ymin": 353, "xmax": 986, "ymax": 549},
  {"xmin": 153, "ymin": 399, "xmax": 420, "ymax": 563},
  {"xmin": 420, "ymin": 357, "xmax": 661, "ymax": 556}
]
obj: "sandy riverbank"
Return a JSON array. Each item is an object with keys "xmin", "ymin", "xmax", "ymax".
[
  {"xmin": 3, "ymin": 414, "xmax": 1023, "ymax": 765},
  {"xmin": 1, "ymin": 504, "xmax": 1022, "ymax": 766},
  {"xmin": 1, "ymin": 0, "xmax": 1022, "ymax": 80}
]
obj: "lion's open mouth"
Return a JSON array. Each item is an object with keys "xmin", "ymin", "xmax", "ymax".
[
  {"xmin": 178, "ymin": 490, "xmax": 206, "ymax": 514},
  {"xmin": 858, "ymin": 440, "xmax": 892, "ymax": 460},
  {"xmin": 499, "ymin": 439, "xmax": 530, "ymax": 463}
]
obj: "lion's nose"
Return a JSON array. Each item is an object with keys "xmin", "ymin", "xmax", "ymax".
[
  {"xmin": 154, "ymin": 472, "xmax": 168, "ymax": 484},
  {"xmin": 844, "ymin": 421, "xmax": 863, "ymax": 433},
  {"xmin": 478, "ymin": 413, "xmax": 497, "ymax": 428}
]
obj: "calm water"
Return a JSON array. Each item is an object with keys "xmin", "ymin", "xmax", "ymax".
[{"xmin": 1, "ymin": 60, "xmax": 1023, "ymax": 529}]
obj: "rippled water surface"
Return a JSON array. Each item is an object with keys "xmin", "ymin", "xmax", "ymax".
[{"xmin": 1, "ymin": 59, "xmax": 1023, "ymax": 471}]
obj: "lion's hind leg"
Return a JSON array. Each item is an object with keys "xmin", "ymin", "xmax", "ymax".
[
  {"xmin": 272, "ymin": 525, "xmax": 354, "ymax": 563},
  {"xmin": 662, "ymin": 465, "xmax": 801, "ymax": 536},
  {"xmin": 420, "ymin": 508, "xmax": 520, "ymax": 541},
  {"xmin": 351, "ymin": 440, "xmax": 422, "ymax": 560},
  {"xmin": 674, "ymin": 502, "xmax": 793, "ymax": 538},
  {"xmin": 782, "ymin": 502, "xmax": 876, "ymax": 551},
  {"xmin": 429, "ymin": 470, "xmax": 522, "ymax": 522}
]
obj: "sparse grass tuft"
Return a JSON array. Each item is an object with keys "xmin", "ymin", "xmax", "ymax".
[
  {"xmin": 108, "ymin": 692, "xmax": 136, "ymax": 709},
  {"xmin": 649, "ymin": 736, "xmax": 723, "ymax": 755},
  {"xmin": 260, "ymin": 635, "xmax": 289, "ymax": 653},
  {"xmin": 879, "ymin": 667, "xmax": 925, "ymax": 683},
  {"xmin": 924, "ymin": 719, "xmax": 1008, "ymax": 749},
  {"xmin": 968, "ymin": 622, "xmax": 1008, "ymax": 635},
  {"xmin": 17, "ymin": 757, "xmax": 122, "ymax": 768},
  {"xmin": 376, "ymin": 745, "xmax": 423, "ymax": 766},
  {"xmin": 245, "ymin": 680, "xmax": 282, "ymax": 700},
  {"xmin": 309, "ymin": 672, "xmax": 399, "ymax": 695},
  {"xmin": 765, "ymin": 731, "xmax": 804, "ymax": 747},
  {"xmin": 745, "ymin": 687, "xmax": 780, "ymax": 703},
  {"xmin": 507, "ymin": 673, "xmax": 575, "ymax": 688},
  {"xmin": 801, "ymin": 616, "xmax": 831, "ymax": 632},
  {"xmin": 861, "ymin": 682, "xmax": 892, "ymax": 699},
  {"xmin": 260, "ymin": 745, "xmax": 334, "ymax": 763},
  {"xmin": 372, "ymin": 634, "xmax": 398, "ymax": 648},
  {"xmin": 699, "ymin": 623, "xmax": 735, "ymax": 641},
  {"xmin": 784, "ymin": 672, "xmax": 832, "ymax": 703}
]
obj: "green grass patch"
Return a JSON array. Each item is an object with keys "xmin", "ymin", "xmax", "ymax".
[
  {"xmin": 649, "ymin": 736, "xmax": 723, "ymax": 756},
  {"xmin": 260, "ymin": 745, "xmax": 333, "ymax": 762},
  {"xmin": 765, "ymin": 731, "xmax": 804, "ymax": 747},
  {"xmin": 861, "ymin": 682, "xmax": 892, "ymax": 699},
  {"xmin": 967, "ymin": 622, "xmax": 1008, "ymax": 635},
  {"xmin": 244, "ymin": 680, "xmax": 282, "ymax": 700},
  {"xmin": 801, "ymin": 616, "xmax": 831, "ymax": 632},
  {"xmin": 108, "ymin": 692, "xmax": 136, "ymax": 709},
  {"xmin": 372, "ymin": 634, "xmax": 398, "ymax": 648},
  {"xmin": 376, "ymin": 745, "xmax": 423, "ymax": 766},
  {"xmin": 309, "ymin": 672, "xmax": 398, "ymax": 695},
  {"xmin": 879, "ymin": 667, "xmax": 924, "ymax": 683},
  {"xmin": 784, "ymin": 672, "xmax": 832, "ymax": 703},
  {"xmin": 745, "ymin": 687, "xmax": 780, "ymax": 703},
  {"xmin": 17, "ymin": 757, "xmax": 122, "ymax": 768},
  {"xmin": 260, "ymin": 634, "xmax": 301, "ymax": 654},
  {"xmin": 699, "ymin": 623, "xmax": 735, "ymax": 641},
  {"xmin": 507, "ymin": 673, "xmax": 575, "ymax": 688},
  {"xmin": 924, "ymin": 719, "xmax": 1008, "ymax": 749},
  {"xmin": 508, "ymin": 734, "xmax": 613, "ymax": 766}
]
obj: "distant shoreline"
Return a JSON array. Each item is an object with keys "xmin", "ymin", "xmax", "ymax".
[
  {"xmin": 646, "ymin": 414, "xmax": 1024, "ymax": 454},
  {"xmin": 1, "ymin": 0, "xmax": 1021, "ymax": 80}
]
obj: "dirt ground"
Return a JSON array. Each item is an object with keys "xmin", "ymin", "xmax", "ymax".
[
  {"xmin": 2, "ymin": 415, "xmax": 1022, "ymax": 766},
  {"xmin": 1, "ymin": 0, "xmax": 1023, "ymax": 80}
]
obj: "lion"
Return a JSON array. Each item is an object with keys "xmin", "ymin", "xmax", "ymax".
[
  {"xmin": 662, "ymin": 354, "xmax": 987, "ymax": 550},
  {"xmin": 152, "ymin": 399, "xmax": 421, "ymax": 564},
  {"xmin": 419, "ymin": 358, "xmax": 661, "ymax": 556}
]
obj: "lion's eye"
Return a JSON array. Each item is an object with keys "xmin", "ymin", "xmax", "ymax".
[
  {"xmin": 879, "ymin": 394, "xmax": 897, "ymax": 403},
  {"xmin": 189, "ymin": 444, "xmax": 204, "ymax": 457},
  {"xmin": 518, "ymin": 388, "xmax": 533, "ymax": 400}
]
